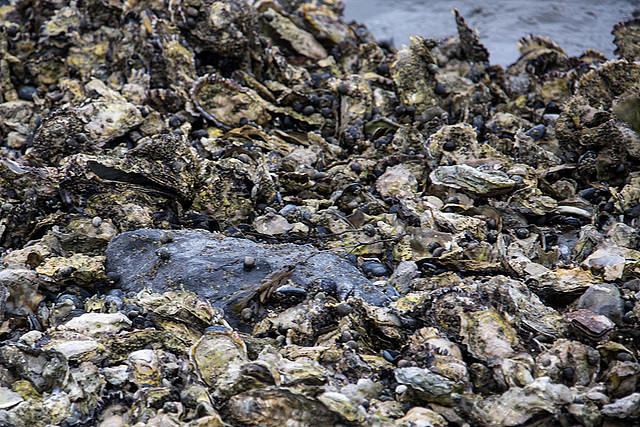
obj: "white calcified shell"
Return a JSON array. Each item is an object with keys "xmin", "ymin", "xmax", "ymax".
[
  {"xmin": 63, "ymin": 312, "xmax": 132, "ymax": 338},
  {"xmin": 0, "ymin": 387, "xmax": 24, "ymax": 410},
  {"xmin": 430, "ymin": 164, "xmax": 515, "ymax": 195}
]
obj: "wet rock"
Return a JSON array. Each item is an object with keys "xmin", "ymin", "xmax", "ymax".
[
  {"xmin": 388, "ymin": 260, "xmax": 419, "ymax": 295},
  {"xmin": 360, "ymin": 260, "xmax": 390, "ymax": 278},
  {"xmin": 577, "ymin": 282, "xmax": 624, "ymax": 324},
  {"xmin": 105, "ymin": 229, "xmax": 389, "ymax": 325}
]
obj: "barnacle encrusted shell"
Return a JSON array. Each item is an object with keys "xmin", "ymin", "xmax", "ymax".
[
  {"xmin": 612, "ymin": 18, "xmax": 640, "ymax": 61},
  {"xmin": 192, "ymin": 74, "xmax": 271, "ymax": 128}
]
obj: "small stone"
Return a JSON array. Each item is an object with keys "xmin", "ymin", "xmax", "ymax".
[
  {"xmin": 562, "ymin": 367, "xmax": 574, "ymax": 381},
  {"xmin": 350, "ymin": 162, "xmax": 363, "ymax": 173},
  {"xmin": 337, "ymin": 82, "xmax": 350, "ymax": 95},
  {"xmin": 362, "ymin": 224, "xmax": 376, "ymax": 237},
  {"xmin": 442, "ymin": 140, "xmax": 456, "ymax": 151},
  {"xmin": 168, "ymin": 115, "xmax": 185, "ymax": 128},
  {"xmin": 302, "ymin": 105, "xmax": 315, "ymax": 115},
  {"xmin": 91, "ymin": 216, "xmax": 103, "ymax": 227},
  {"xmin": 243, "ymin": 256, "xmax": 255, "ymax": 270},
  {"xmin": 160, "ymin": 231, "xmax": 174, "ymax": 244},
  {"xmin": 360, "ymin": 261, "xmax": 390, "ymax": 278},
  {"xmin": 345, "ymin": 340, "xmax": 359, "ymax": 351},
  {"xmin": 241, "ymin": 307, "xmax": 253, "ymax": 321},
  {"xmin": 432, "ymin": 247, "xmax": 445, "ymax": 257},
  {"xmin": 395, "ymin": 384, "xmax": 408, "ymax": 394},
  {"xmin": 516, "ymin": 228, "xmax": 530, "ymax": 239},
  {"xmin": 397, "ymin": 359, "xmax": 412, "ymax": 368},
  {"xmin": 337, "ymin": 303, "xmax": 353, "ymax": 317},
  {"xmin": 59, "ymin": 266, "xmax": 75, "ymax": 278},
  {"xmin": 156, "ymin": 247, "xmax": 170, "ymax": 260},
  {"xmin": 616, "ymin": 352, "xmax": 634, "ymax": 362},
  {"xmin": 18, "ymin": 86, "xmax": 37, "ymax": 101},
  {"xmin": 426, "ymin": 242, "xmax": 441, "ymax": 252},
  {"xmin": 341, "ymin": 331, "xmax": 353, "ymax": 342},
  {"xmin": 382, "ymin": 349, "xmax": 399, "ymax": 363}
]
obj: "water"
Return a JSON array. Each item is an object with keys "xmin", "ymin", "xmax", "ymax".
[{"xmin": 343, "ymin": 0, "xmax": 640, "ymax": 66}]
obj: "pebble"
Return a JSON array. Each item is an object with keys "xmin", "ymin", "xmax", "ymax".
[
  {"xmin": 345, "ymin": 340, "xmax": 359, "ymax": 351},
  {"xmin": 243, "ymin": 256, "xmax": 255, "ymax": 271},
  {"xmin": 360, "ymin": 261, "xmax": 390, "ymax": 278},
  {"xmin": 156, "ymin": 247, "xmax": 171, "ymax": 260},
  {"xmin": 160, "ymin": 232, "xmax": 174, "ymax": 244},
  {"xmin": 432, "ymin": 247, "xmax": 445, "ymax": 257},
  {"xmin": 395, "ymin": 385, "xmax": 408, "ymax": 394},
  {"xmin": 91, "ymin": 216, "xmax": 103, "ymax": 227},
  {"xmin": 578, "ymin": 283, "xmax": 624, "ymax": 324},
  {"xmin": 58, "ymin": 266, "xmax": 75, "ymax": 278},
  {"xmin": 18, "ymin": 86, "xmax": 37, "ymax": 101},
  {"xmin": 442, "ymin": 140, "xmax": 456, "ymax": 151},
  {"xmin": 336, "ymin": 303, "xmax": 353, "ymax": 317}
]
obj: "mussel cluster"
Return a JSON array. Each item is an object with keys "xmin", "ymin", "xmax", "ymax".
[{"xmin": 2, "ymin": 0, "xmax": 640, "ymax": 425}]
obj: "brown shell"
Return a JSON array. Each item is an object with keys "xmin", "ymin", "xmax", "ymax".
[
  {"xmin": 613, "ymin": 18, "xmax": 640, "ymax": 61},
  {"xmin": 191, "ymin": 74, "xmax": 271, "ymax": 129}
]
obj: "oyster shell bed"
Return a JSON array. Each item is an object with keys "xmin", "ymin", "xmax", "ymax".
[{"xmin": 2, "ymin": 0, "xmax": 640, "ymax": 425}]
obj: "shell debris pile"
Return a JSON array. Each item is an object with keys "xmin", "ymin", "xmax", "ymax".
[{"xmin": 1, "ymin": 0, "xmax": 640, "ymax": 425}]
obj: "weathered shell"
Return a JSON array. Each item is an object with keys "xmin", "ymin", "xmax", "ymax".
[
  {"xmin": 459, "ymin": 308, "xmax": 519, "ymax": 362},
  {"xmin": 190, "ymin": 327, "xmax": 247, "ymax": 390},
  {"xmin": 564, "ymin": 309, "xmax": 615, "ymax": 343},
  {"xmin": 192, "ymin": 74, "xmax": 271, "ymax": 128},
  {"xmin": 392, "ymin": 36, "xmax": 438, "ymax": 114},
  {"xmin": 226, "ymin": 387, "xmax": 345, "ymax": 426},
  {"xmin": 430, "ymin": 165, "xmax": 515, "ymax": 196},
  {"xmin": 602, "ymin": 361, "xmax": 640, "ymax": 398},
  {"xmin": 535, "ymin": 339, "xmax": 601, "ymax": 386},
  {"xmin": 526, "ymin": 267, "xmax": 603, "ymax": 304},
  {"xmin": 613, "ymin": 19, "xmax": 640, "ymax": 61},
  {"xmin": 0, "ymin": 268, "xmax": 48, "ymax": 317},
  {"xmin": 62, "ymin": 312, "xmax": 131, "ymax": 338},
  {"xmin": 136, "ymin": 289, "xmax": 226, "ymax": 344},
  {"xmin": 478, "ymin": 276, "xmax": 566, "ymax": 339},
  {"xmin": 261, "ymin": 7, "xmax": 327, "ymax": 59},
  {"xmin": 301, "ymin": 4, "xmax": 354, "ymax": 45},
  {"xmin": 187, "ymin": 0, "xmax": 260, "ymax": 57},
  {"xmin": 394, "ymin": 366, "xmax": 464, "ymax": 405},
  {"xmin": 128, "ymin": 349, "xmax": 162, "ymax": 388},
  {"xmin": 35, "ymin": 254, "xmax": 106, "ymax": 288},
  {"xmin": 462, "ymin": 377, "xmax": 574, "ymax": 426},
  {"xmin": 43, "ymin": 331, "xmax": 109, "ymax": 364},
  {"xmin": 376, "ymin": 165, "xmax": 419, "ymax": 199}
]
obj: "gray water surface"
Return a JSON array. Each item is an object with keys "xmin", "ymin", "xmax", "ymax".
[{"xmin": 344, "ymin": 0, "xmax": 639, "ymax": 66}]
